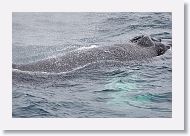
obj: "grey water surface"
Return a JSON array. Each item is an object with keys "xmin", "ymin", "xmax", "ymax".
[{"xmin": 12, "ymin": 12, "xmax": 172, "ymax": 118}]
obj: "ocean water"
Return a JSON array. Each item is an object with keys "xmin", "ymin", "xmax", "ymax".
[{"xmin": 12, "ymin": 12, "xmax": 172, "ymax": 118}]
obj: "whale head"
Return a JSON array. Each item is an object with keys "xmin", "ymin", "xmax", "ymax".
[
  {"xmin": 130, "ymin": 35, "xmax": 170, "ymax": 56},
  {"xmin": 154, "ymin": 42, "xmax": 170, "ymax": 56}
]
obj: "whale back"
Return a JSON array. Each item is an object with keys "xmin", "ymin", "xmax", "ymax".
[{"xmin": 12, "ymin": 35, "xmax": 170, "ymax": 73}]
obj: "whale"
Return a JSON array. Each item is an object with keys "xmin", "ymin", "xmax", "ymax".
[{"xmin": 12, "ymin": 35, "xmax": 170, "ymax": 73}]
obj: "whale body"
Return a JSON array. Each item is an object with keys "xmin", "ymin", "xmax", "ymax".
[{"xmin": 13, "ymin": 35, "xmax": 170, "ymax": 73}]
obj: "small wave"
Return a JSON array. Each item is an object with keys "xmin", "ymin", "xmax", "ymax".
[
  {"xmin": 103, "ymin": 69, "xmax": 125, "ymax": 76},
  {"xmin": 105, "ymin": 16, "xmax": 133, "ymax": 25},
  {"xmin": 13, "ymin": 105, "xmax": 52, "ymax": 118},
  {"xmin": 94, "ymin": 89, "xmax": 121, "ymax": 93},
  {"xmin": 132, "ymin": 92, "xmax": 172, "ymax": 103},
  {"xmin": 125, "ymin": 101, "xmax": 171, "ymax": 113},
  {"xmin": 150, "ymin": 32, "xmax": 172, "ymax": 40},
  {"xmin": 12, "ymin": 91, "xmax": 25, "ymax": 99},
  {"xmin": 47, "ymin": 83, "xmax": 79, "ymax": 88}
]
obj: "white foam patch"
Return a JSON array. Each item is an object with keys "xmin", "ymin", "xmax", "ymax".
[{"xmin": 77, "ymin": 45, "xmax": 98, "ymax": 51}]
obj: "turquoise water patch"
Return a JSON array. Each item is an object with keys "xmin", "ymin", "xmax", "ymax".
[
  {"xmin": 104, "ymin": 76, "xmax": 139, "ymax": 106},
  {"xmin": 105, "ymin": 78, "xmax": 137, "ymax": 92},
  {"xmin": 131, "ymin": 92, "xmax": 172, "ymax": 103},
  {"xmin": 132, "ymin": 93, "xmax": 152, "ymax": 102}
]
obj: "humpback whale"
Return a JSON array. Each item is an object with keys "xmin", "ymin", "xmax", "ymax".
[{"xmin": 12, "ymin": 35, "xmax": 170, "ymax": 73}]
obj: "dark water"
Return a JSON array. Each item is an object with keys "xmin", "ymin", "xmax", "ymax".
[{"xmin": 12, "ymin": 12, "xmax": 172, "ymax": 118}]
